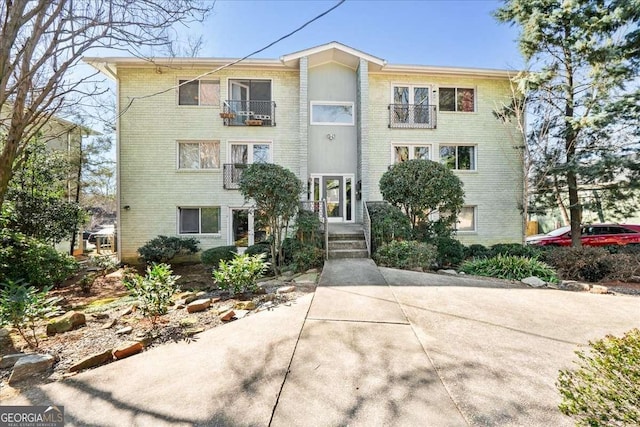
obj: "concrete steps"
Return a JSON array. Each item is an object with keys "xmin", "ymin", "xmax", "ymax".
[{"xmin": 326, "ymin": 225, "xmax": 368, "ymax": 259}]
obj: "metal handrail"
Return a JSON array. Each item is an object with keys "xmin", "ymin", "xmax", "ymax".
[
  {"xmin": 388, "ymin": 104, "xmax": 437, "ymax": 129},
  {"xmin": 363, "ymin": 201, "xmax": 371, "ymax": 257},
  {"xmin": 322, "ymin": 198, "xmax": 329, "ymax": 260},
  {"xmin": 222, "ymin": 100, "xmax": 276, "ymax": 126}
]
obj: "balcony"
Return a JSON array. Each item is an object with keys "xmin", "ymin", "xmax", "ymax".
[
  {"xmin": 223, "ymin": 163, "xmax": 247, "ymax": 189},
  {"xmin": 222, "ymin": 100, "xmax": 276, "ymax": 127},
  {"xmin": 388, "ymin": 104, "xmax": 437, "ymax": 129}
]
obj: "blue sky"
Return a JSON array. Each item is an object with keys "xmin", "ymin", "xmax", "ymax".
[{"xmin": 177, "ymin": 0, "xmax": 524, "ymax": 70}]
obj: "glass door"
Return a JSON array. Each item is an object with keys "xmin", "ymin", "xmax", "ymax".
[
  {"xmin": 231, "ymin": 208, "xmax": 269, "ymax": 252},
  {"xmin": 323, "ymin": 176, "xmax": 343, "ymax": 222},
  {"xmin": 230, "ymin": 81, "xmax": 249, "ymax": 125},
  {"xmin": 309, "ymin": 174, "xmax": 354, "ymax": 223}
]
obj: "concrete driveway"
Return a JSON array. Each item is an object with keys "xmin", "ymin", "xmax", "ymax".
[{"xmin": 2, "ymin": 259, "xmax": 638, "ymax": 426}]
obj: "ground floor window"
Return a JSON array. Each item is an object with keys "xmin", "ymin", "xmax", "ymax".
[
  {"xmin": 439, "ymin": 145, "xmax": 476, "ymax": 171},
  {"xmin": 457, "ymin": 206, "xmax": 476, "ymax": 232},
  {"xmin": 179, "ymin": 207, "xmax": 220, "ymax": 234}
]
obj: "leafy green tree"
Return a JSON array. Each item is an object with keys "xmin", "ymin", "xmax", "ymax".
[
  {"xmin": 379, "ymin": 159, "xmax": 464, "ymax": 237},
  {"xmin": 3, "ymin": 140, "xmax": 86, "ymax": 244},
  {"xmin": 239, "ymin": 163, "xmax": 303, "ymax": 275},
  {"xmin": 495, "ymin": 0, "xmax": 640, "ymax": 246}
]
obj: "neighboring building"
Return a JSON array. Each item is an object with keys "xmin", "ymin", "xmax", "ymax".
[{"xmin": 85, "ymin": 42, "xmax": 524, "ymax": 263}]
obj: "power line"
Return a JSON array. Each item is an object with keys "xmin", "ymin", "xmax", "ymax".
[{"xmin": 118, "ymin": 0, "xmax": 346, "ymax": 118}]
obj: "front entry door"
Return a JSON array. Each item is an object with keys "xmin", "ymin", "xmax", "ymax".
[{"xmin": 310, "ymin": 174, "xmax": 353, "ymax": 223}]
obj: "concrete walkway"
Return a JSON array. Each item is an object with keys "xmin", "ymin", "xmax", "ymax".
[{"xmin": 3, "ymin": 259, "xmax": 639, "ymax": 426}]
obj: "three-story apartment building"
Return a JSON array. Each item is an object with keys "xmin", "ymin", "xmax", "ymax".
[{"xmin": 86, "ymin": 42, "xmax": 523, "ymax": 263}]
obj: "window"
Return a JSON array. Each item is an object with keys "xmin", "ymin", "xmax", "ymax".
[
  {"xmin": 179, "ymin": 207, "xmax": 220, "ymax": 234},
  {"xmin": 439, "ymin": 88, "xmax": 475, "ymax": 112},
  {"xmin": 229, "ymin": 142, "xmax": 271, "ymax": 165},
  {"xmin": 457, "ymin": 206, "xmax": 476, "ymax": 232},
  {"xmin": 440, "ymin": 145, "xmax": 476, "ymax": 170},
  {"xmin": 178, "ymin": 79, "xmax": 220, "ymax": 106},
  {"xmin": 178, "ymin": 141, "xmax": 220, "ymax": 169},
  {"xmin": 392, "ymin": 143, "xmax": 431, "ymax": 163},
  {"xmin": 310, "ymin": 102, "xmax": 354, "ymax": 125},
  {"xmin": 392, "ymin": 85, "xmax": 432, "ymax": 125}
]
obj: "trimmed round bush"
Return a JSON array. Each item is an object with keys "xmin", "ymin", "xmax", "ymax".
[
  {"xmin": 201, "ymin": 245, "xmax": 237, "ymax": 267},
  {"xmin": 460, "ymin": 254, "xmax": 557, "ymax": 282},
  {"xmin": 464, "ymin": 244, "xmax": 491, "ymax": 260},
  {"xmin": 138, "ymin": 235, "xmax": 199, "ymax": 264},
  {"xmin": 367, "ymin": 202, "xmax": 412, "ymax": 254},
  {"xmin": 433, "ymin": 236, "xmax": 465, "ymax": 268},
  {"xmin": 245, "ymin": 241, "xmax": 270, "ymax": 257},
  {"xmin": 545, "ymin": 247, "xmax": 612, "ymax": 282},
  {"xmin": 373, "ymin": 240, "xmax": 437, "ymax": 271}
]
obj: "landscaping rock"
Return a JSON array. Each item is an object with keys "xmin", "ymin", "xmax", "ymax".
[
  {"xmin": 0, "ymin": 328, "xmax": 9, "ymax": 338},
  {"xmin": 294, "ymin": 273, "xmax": 317, "ymax": 284},
  {"xmin": 115, "ymin": 326, "xmax": 133, "ymax": 335},
  {"xmin": 0, "ymin": 353, "xmax": 26, "ymax": 369},
  {"xmin": 561, "ymin": 282, "xmax": 591, "ymax": 292},
  {"xmin": 590, "ymin": 285, "xmax": 608, "ymax": 294},
  {"xmin": 233, "ymin": 309, "xmax": 249, "ymax": 319},
  {"xmin": 8, "ymin": 354, "xmax": 55, "ymax": 384},
  {"xmin": 112, "ymin": 341, "xmax": 144, "ymax": 359},
  {"xmin": 438, "ymin": 269, "xmax": 458, "ymax": 275},
  {"xmin": 179, "ymin": 317, "xmax": 198, "ymax": 327},
  {"xmin": 68, "ymin": 350, "xmax": 113, "ymax": 372},
  {"xmin": 91, "ymin": 313, "xmax": 110, "ymax": 320},
  {"xmin": 276, "ymin": 285, "xmax": 296, "ymax": 294},
  {"xmin": 521, "ymin": 276, "xmax": 546, "ymax": 288},
  {"xmin": 119, "ymin": 305, "xmax": 134, "ymax": 317},
  {"xmin": 101, "ymin": 318, "xmax": 117, "ymax": 329},
  {"xmin": 183, "ymin": 327, "xmax": 205, "ymax": 337},
  {"xmin": 305, "ymin": 268, "xmax": 319, "ymax": 274},
  {"xmin": 46, "ymin": 311, "xmax": 86, "ymax": 336},
  {"xmin": 211, "ymin": 297, "xmax": 221, "ymax": 304},
  {"xmin": 187, "ymin": 298, "xmax": 211, "ymax": 313},
  {"xmin": 219, "ymin": 310, "xmax": 235, "ymax": 321},
  {"xmin": 183, "ymin": 293, "xmax": 199, "ymax": 304},
  {"xmin": 234, "ymin": 301, "xmax": 256, "ymax": 310}
]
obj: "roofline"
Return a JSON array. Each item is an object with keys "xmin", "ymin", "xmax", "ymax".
[
  {"xmin": 377, "ymin": 64, "xmax": 519, "ymax": 78},
  {"xmin": 280, "ymin": 41, "xmax": 386, "ymax": 66}
]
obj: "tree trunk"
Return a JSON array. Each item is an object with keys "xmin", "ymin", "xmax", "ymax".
[
  {"xmin": 69, "ymin": 139, "xmax": 83, "ymax": 255},
  {"xmin": 564, "ymin": 34, "xmax": 581, "ymax": 247}
]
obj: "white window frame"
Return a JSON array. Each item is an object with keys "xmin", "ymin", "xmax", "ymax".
[
  {"xmin": 438, "ymin": 87, "xmax": 476, "ymax": 113},
  {"xmin": 227, "ymin": 140, "xmax": 273, "ymax": 165},
  {"xmin": 177, "ymin": 140, "xmax": 220, "ymax": 171},
  {"xmin": 177, "ymin": 207, "xmax": 221, "ymax": 235},
  {"xmin": 390, "ymin": 142, "xmax": 433, "ymax": 164},
  {"xmin": 438, "ymin": 144, "xmax": 477, "ymax": 171},
  {"xmin": 390, "ymin": 83, "xmax": 433, "ymax": 105},
  {"xmin": 227, "ymin": 78, "xmax": 273, "ymax": 102},
  {"xmin": 310, "ymin": 101, "xmax": 355, "ymax": 126},
  {"xmin": 177, "ymin": 78, "xmax": 220, "ymax": 107},
  {"xmin": 456, "ymin": 206, "xmax": 477, "ymax": 233}
]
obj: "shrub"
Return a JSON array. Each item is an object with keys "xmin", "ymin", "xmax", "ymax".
[
  {"xmin": 557, "ymin": 328, "xmax": 640, "ymax": 426},
  {"xmin": 464, "ymin": 244, "xmax": 491, "ymax": 260},
  {"xmin": 545, "ymin": 247, "xmax": 612, "ymax": 282},
  {"xmin": 367, "ymin": 202, "xmax": 412, "ymax": 254},
  {"xmin": 0, "ymin": 279, "xmax": 56, "ymax": 348},
  {"xmin": 123, "ymin": 263, "xmax": 180, "ymax": 321},
  {"xmin": 601, "ymin": 253, "xmax": 640, "ymax": 282},
  {"xmin": 212, "ymin": 253, "xmax": 270, "ymax": 295},
  {"xmin": 489, "ymin": 243, "xmax": 544, "ymax": 259},
  {"xmin": 431, "ymin": 236, "xmax": 466, "ymax": 268},
  {"xmin": 89, "ymin": 254, "xmax": 119, "ymax": 277},
  {"xmin": 138, "ymin": 235, "xmax": 199, "ymax": 264},
  {"xmin": 373, "ymin": 240, "xmax": 437, "ymax": 271},
  {"xmin": 296, "ymin": 209, "xmax": 322, "ymax": 246},
  {"xmin": 201, "ymin": 245, "xmax": 237, "ymax": 267},
  {"xmin": 460, "ymin": 254, "xmax": 558, "ymax": 282},
  {"xmin": 245, "ymin": 241, "xmax": 271, "ymax": 257},
  {"xmin": 285, "ymin": 240, "xmax": 324, "ymax": 272},
  {"xmin": 379, "ymin": 160, "xmax": 464, "ymax": 233},
  {"xmin": 0, "ymin": 230, "xmax": 78, "ymax": 289},
  {"xmin": 78, "ymin": 273, "xmax": 98, "ymax": 294}
]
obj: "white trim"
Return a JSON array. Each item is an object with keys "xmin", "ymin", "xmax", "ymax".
[
  {"xmin": 176, "ymin": 139, "xmax": 221, "ymax": 170},
  {"xmin": 176, "ymin": 77, "xmax": 221, "ymax": 107},
  {"xmin": 226, "ymin": 140, "xmax": 273, "ymax": 164},
  {"xmin": 390, "ymin": 142, "xmax": 433, "ymax": 164},
  {"xmin": 389, "ymin": 83, "xmax": 434, "ymax": 104},
  {"xmin": 310, "ymin": 101, "xmax": 355, "ymax": 126},
  {"xmin": 437, "ymin": 86, "xmax": 477, "ymax": 113},
  {"xmin": 227, "ymin": 77, "xmax": 274, "ymax": 101},
  {"xmin": 309, "ymin": 173, "xmax": 356, "ymax": 223},
  {"xmin": 280, "ymin": 41, "xmax": 386, "ymax": 66},
  {"xmin": 437, "ymin": 143, "xmax": 478, "ymax": 171},
  {"xmin": 177, "ymin": 206, "xmax": 222, "ymax": 236}
]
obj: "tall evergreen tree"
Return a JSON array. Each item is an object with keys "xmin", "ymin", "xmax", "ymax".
[{"xmin": 496, "ymin": 0, "xmax": 640, "ymax": 245}]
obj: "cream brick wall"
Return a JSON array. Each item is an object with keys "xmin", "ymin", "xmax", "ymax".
[
  {"xmin": 367, "ymin": 74, "xmax": 524, "ymax": 245},
  {"xmin": 118, "ymin": 67, "xmax": 300, "ymax": 263}
]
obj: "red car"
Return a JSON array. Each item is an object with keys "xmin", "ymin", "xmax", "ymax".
[{"xmin": 526, "ymin": 224, "xmax": 640, "ymax": 247}]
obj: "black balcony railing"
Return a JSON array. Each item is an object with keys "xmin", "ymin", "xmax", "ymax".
[
  {"xmin": 223, "ymin": 163, "xmax": 247, "ymax": 189},
  {"xmin": 388, "ymin": 104, "xmax": 437, "ymax": 129},
  {"xmin": 222, "ymin": 100, "xmax": 276, "ymax": 126}
]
